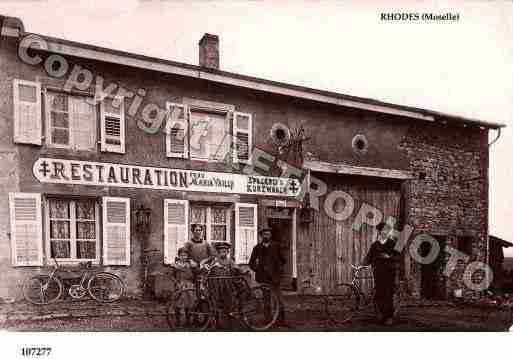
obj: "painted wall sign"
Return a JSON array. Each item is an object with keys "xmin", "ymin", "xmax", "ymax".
[{"xmin": 33, "ymin": 158, "xmax": 302, "ymax": 197}]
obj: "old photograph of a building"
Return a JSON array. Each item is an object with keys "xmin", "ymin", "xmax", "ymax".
[{"xmin": 0, "ymin": 2, "xmax": 512, "ymax": 354}]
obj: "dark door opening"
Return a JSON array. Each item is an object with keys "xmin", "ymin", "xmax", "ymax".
[
  {"xmin": 421, "ymin": 236, "xmax": 447, "ymax": 300},
  {"xmin": 268, "ymin": 217, "xmax": 293, "ymax": 291}
]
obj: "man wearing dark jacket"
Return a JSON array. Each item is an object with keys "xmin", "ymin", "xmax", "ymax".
[{"xmin": 249, "ymin": 227, "xmax": 286, "ymax": 324}]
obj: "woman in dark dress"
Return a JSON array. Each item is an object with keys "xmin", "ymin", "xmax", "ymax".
[{"xmin": 363, "ymin": 221, "xmax": 400, "ymax": 325}]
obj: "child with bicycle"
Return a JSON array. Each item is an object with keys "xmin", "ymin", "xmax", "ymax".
[
  {"xmin": 205, "ymin": 242, "xmax": 247, "ymax": 328},
  {"xmin": 169, "ymin": 247, "xmax": 197, "ymax": 326}
]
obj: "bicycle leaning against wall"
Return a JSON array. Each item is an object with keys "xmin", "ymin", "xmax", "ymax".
[{"xmin": 22, "ymin": 258, "xmax": 125, "ymax": 305}]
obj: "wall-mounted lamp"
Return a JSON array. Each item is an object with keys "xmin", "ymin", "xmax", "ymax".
[
  {"xmin": 299, "ymin": 193, "xmax": 314, "ymax": 225},
  {"xmin": 134, "ymin": 204, "xmax": 152, "ymax": 235}
]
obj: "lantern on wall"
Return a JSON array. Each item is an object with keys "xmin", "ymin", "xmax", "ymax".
[
  {"xmin": 299, "ymin": 193, "xmax": 314, "ymax": 225},
  {"xmin": 134, "ymin": 205, "xmax": 152, "ymax": 235}
]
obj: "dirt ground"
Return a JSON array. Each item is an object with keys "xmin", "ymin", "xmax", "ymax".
[{"xmin": 1, "ymin": 299, "xmax": 511, "ymax": 332}]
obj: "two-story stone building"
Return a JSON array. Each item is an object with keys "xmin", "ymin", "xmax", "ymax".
[{"xmin": 0, "ymin": 15, "xmax": 504, "ymax": 301}]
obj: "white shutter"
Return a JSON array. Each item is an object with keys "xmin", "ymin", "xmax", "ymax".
[
  {"xmin": 102, "ymin": 197, "xmax": 130, "ymax": 265},
  {"xmin": 9, "ymin": 193, "xmax": 43, "ymax": 266},
  {"xmin": 164, "ymin": 199, "xmax": 189, "ymax": 264},
  {"xmin": 165, "ymin": 103, "xmax": 188, "ymax": 158},
  {"xmin": 13, "ymin": 79, "xmax": 42, "ymax": 145},
  {"xmin": 235, "ymin": 203, "xmax": 257, "ymax": 264},
  {"xmin": 71, "ymin": 96, "xmax": 96, "ymax": 150},
  {"xmin": 233, "ymin": 112, "xmax": 252, "ymax": 164},
  {"xmin": 100, "ymin": 97, "xmax": 125, "ymax": 153}
]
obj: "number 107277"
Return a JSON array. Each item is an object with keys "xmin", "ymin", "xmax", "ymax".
[{"xmin": 21, "ymin": 347, "xmax": 52, "ymax": 356}]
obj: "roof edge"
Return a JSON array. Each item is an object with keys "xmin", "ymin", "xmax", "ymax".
[{"xmin": 22, "ymin": 31, "xmax": 506, "ymax": 130}]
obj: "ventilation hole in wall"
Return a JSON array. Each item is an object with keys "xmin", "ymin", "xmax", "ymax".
[
  {"xmin": 351, "ymin": 134, "xmax": 369, "ymax": 154},
  {"xmin": 270, "ymin": 123, "xmax": 290, "ymax": 145}
]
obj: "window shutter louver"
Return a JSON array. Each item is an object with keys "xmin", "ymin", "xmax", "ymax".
[
  {"xmin": 100, "ymin": 97, "xmax": 125, "ymax": 153},
  {"xmin": 235, "ymin": 203, "xmax": 257, "ymax": 264},
  {"xmin": 233, "ymin": 112, "xmax": 252, "ymax": 164},
  {"xmin": 163, "ymin": 199, "xmax": 189, "ymax": 264},
  {"xmin": 166, "ymin": 103, "xmax": 189, "ymax": 158},
  {"xmin": 102, "ymin": 197, "xmax": 130, "ymax": 265},
  {"xmin": 13, "ymin": 79, "xmax": 42, "ymax": 145},
  {"xmin": 9, "ymin": 193, "xmax": 43, "ymax": 266}
]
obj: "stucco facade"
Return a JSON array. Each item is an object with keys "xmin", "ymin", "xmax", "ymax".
[{"xmin": 0, "ymin": 15, "xmax": 499, "ymax": 301}]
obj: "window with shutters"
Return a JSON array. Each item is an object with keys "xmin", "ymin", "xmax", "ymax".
[
  {"xmin": 9, "ymin": 193, "xmax": 43, "ymax": 266},
  {"xmin": 233, "ymin": 112, "xmax": 252, "ymax": 164},
  {"xmin": 45, "ymin": 198, "xmax": 100, "ymax": 263},
  {"xmin": 189, "ymin": 204, "xmax": 231, "ymax": 244},
  {"xmin": 164, "ymin": 199, "xmax": 189, "ymax": 264},
  {"xmin": 13, "ymin": 79, "xmax": 42, "ymax": 145},
  {"xmin": 189, "ymin": 110, "xmax": 230, "ymax": 161},
  {"xmin": 45, "ymin": 91, "xmax": 97, "ymax": 150},
  {"xmin": 101, "ymin": 97, "xmax": 125, "ymax": 153},
  {"xmin": 165, "ymin": 102, "xmax": 252, "ymax": 163},
  {"xmin": 235, "ymin": 203, "xmax": 257, "ymax": 264}
]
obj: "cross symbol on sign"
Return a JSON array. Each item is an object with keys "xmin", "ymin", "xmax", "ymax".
[
  {"xmin": 38, "ymin": 161, "xmax": 51, "ymax": 177},
  {"xmin": 288, "ymin": 179, "xmax": 299, "ymax": 194}
]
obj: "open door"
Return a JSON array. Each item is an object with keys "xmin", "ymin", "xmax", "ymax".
[{"xmin": 267, "ymin": 214, "xmax": 294, "ymax": 291}]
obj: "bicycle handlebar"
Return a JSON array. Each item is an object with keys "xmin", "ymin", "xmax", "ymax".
[{"xmin": 351, "ymin": 264, "xmax": 371, "ymax": 270}]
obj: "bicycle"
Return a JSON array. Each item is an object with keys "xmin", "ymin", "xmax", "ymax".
[
  {"xmin": 166, "ymin": 265, "xmax": 280, "ymax": 331},
  {"xmin": 324, "ymin": 264, "xmax": 403, "ymax": 325},
  {"xmin": 22, "ymin": 258, "xmax": 125, "ymax": 305}
]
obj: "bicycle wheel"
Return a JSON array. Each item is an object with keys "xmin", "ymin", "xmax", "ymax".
[
  {"xmin": 241, "ymin": 285, "xmax": 279, "ymax": 331},
  {"xmin": 166, "ymin": 289, "xmax": 213, "ymax": 331},
  {"xmin": 87, "ymin": 272, "xmax": 125, "ymax": 303},
  {"xmin": 325, "ymin": 284, "xmax": 360, "ymax": 325},
  {"xmin": 22, "ymin": 275, "xmax": 62, "ymax": 305}
]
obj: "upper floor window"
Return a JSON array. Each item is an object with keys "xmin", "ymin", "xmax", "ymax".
[
  {"xmin": 12, "ymin": 79, "xmax": 126, "ymax": 154},
  {"xmin": 46, "ymin": 91, "xmax": 97, "ymax": 150},
  {"xmin": 166, "ymin": 102, "xmax": 252, "ymax": 164}
]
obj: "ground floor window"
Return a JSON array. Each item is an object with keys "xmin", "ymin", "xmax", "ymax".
[
  {"xmin": 46, "ymin": 198, "xmax": 100, "ymax": 262},
  {"xmin": 189, "ymin": 203, "xmax": 231, "ymax": 244}
]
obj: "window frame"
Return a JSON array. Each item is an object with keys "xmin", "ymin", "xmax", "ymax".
[
  {"xmin": 165, "ymin": 101, "xmax": 252, "ymax": 164},
  {"xmin": 44, "ymin": 197, "xmax": 101, "ymax": 265},
  {"xmin": 188, "ymin": 108, "xmax": 231, "ymax": 162},
  {"xmin": 189, "ymin": 203, "xmax": 232, "ymax": 245},
  {"xmin": 44, "ymin": 89, "xmax": 98, "ymax": 151}
]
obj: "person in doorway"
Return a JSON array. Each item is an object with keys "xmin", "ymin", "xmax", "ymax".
[
  {"xmin": 249, "ymin": 227, "xmax": 287, "ymax": 326},
  {"xmin": 363, "ymin": 221, "xmax": 400, "ymax": 325}
]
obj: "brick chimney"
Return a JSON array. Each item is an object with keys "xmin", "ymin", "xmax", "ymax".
[{"xmin": 199, "ymin": 33, "xmax": 219, "ymax": 70}]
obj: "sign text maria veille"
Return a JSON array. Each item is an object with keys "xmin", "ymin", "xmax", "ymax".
[{"xmin": 33, "ymin": 158, "xmax": 302, "ymax": 197}]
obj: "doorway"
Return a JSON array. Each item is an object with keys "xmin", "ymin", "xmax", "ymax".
[
  {"xmin": 421, "ymin": 236, "xmax": 447, "ymax": 299},
  {"xmin": 267, "ymin": 213, "xmax": 294, "ymax": 291}
]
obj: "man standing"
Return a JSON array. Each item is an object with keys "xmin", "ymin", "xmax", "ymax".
[
  {"xmin": 249, "ymin": 227, "xmax": 286, "ymax": 325},
  {"xmin": 363, "ymin": 221, "xmax": 400, "ymax": 325}
]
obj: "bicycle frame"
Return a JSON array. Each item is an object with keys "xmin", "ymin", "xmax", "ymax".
[
  {"xmin": 349, "ymin": 265, "xmax": 374, "ymax": 303},
  {"xmin": 51, "ymin": 259, "xmax": 95, "ymax": 292}
]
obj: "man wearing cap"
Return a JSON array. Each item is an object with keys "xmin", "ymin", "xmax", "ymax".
[{"xmin": 249, "ymin": 227, "xmax": 286, "ymax": 325}]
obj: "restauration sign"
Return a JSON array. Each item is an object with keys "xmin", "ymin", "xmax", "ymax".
[{"xmin": 33, "ymin": 158, "xmax": 302, "ymax": 197}]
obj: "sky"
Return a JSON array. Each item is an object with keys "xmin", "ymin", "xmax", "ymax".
[{"xmin": 1, "ymin": 0, "xmax": 512, "ymax": 254}]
